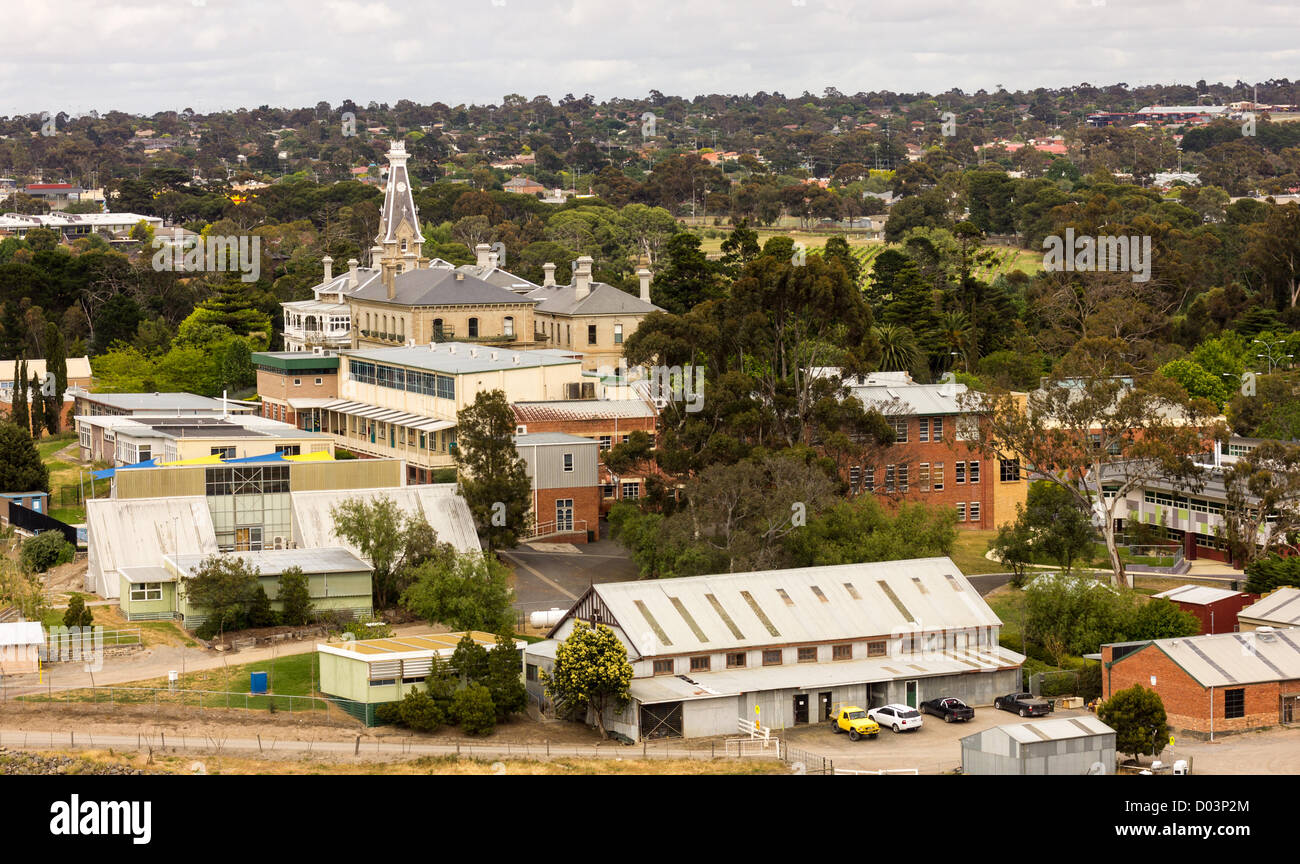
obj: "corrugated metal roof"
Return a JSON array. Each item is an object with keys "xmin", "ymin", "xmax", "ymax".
[
  {"xmin": 118, "ymin": 566, "xmax": 176, "ymax": 584},
  {"xmin": 629, "ymin": 646, "xmax": 1024, "ymax": 704},
  {"xmin": 345, "ymin": 343, "xmax": 576, "ymax": 374},
  {"xmin": 86, "ymin": 496, "xmax": 219, "ymax": 598},
  {"xmin": 168, "ymin": 546, "xmax": 370, "ymax": 577},
  {"xmin": 0, "ymin": 622, "xmax": 44, "ymax": 646},
  {"xmin": 291, "ymin": 485, "xmax": 481, "ymax": 556},
  {"xmin": 850, "ymin": 382, "xmax": 969, "ymax": 416},
  {"xmin": 1239, "ymin": 588, "xmax": 1300, "ymax": 626},
  {"xmin": 511, "ymin": 400, "xmax": 656, "ymax": 422},
  {"xmin": 319, "ymin": 630, "xmax": 525, "ymax": 662},
  {"xmin": 316, "ymin": 399, "xmax": 455, "ymax": 433},
  {"xmin": 514, "ymin": 432, "xmax": 599, "ymax": 446},
  {"xmin": 998, "ymin": 716, "xmax": 1115, "ymax": 744},
  {"xmin": 1138, "ymin": 627, "xmax": 1300, "ymax": 687},
  {"xmin": 592, "ymin": 557, "xmax": 1002, "ymax": 656},
  {"xmin": 1152, "ymin": 585, "xmax": 1248, "ymax": 606}
]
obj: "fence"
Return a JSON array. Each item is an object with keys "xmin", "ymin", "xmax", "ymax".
[
  {"xmin": 724, "ymin": 736, "xmax": 780, "ymax": 758},
  {"xmin": 7, "ymin": 502, "xmax": 77, "ymax": 545},
  {"xmin": 4, "ymin": 683, "xmax": 343, "ymax": 721},
  {"xmin": 781, "ymin": 741, "xmax": 834, "ymax": 775},
  {"xmin": 834, "ymin": 768, "xmax": 920, "ymax": 775}
]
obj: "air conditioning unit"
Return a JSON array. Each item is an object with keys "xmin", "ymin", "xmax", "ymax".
[
  {"xmin": 273, "ymin": 537, "xmax": 284, "ymax": 550},
  {"xmin": 516, "ymin": 425, "xmax": 527, "ymax": 434}
]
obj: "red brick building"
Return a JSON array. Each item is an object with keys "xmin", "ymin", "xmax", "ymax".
[
  {"xmin": 1102, "ymin": 629, "xmax": 1300, "ymax": 737},
  {"xmin": 253, "ymin": 351, "xmax": 340, "ymax": 427},
  {"xmin": 1151, "ymin": 585, "xmax": 1259, "ymax": 634},
  {"xmin": 514, "ymin": 432, "xmax": 602, "ymax": 543},
  {"xmin": 511, "ymin": 399, "xmax": 658, "ymax": 515}
]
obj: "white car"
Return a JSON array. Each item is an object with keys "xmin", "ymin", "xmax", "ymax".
[{"xmin": 868, "ymin": 704, "xmax": 924, "ymax": 733}]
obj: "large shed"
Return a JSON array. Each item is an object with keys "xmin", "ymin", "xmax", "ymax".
[
  {"xmin": 1151, "ymin": 584, "xmax": 1258, "ymax": 634},
  {"xmin": 961, "ymin": 717, "xmax": 1117, "ymax": 775}
]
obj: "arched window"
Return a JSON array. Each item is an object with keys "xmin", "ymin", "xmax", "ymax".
[
  {"xmin": 468, "ymin": 317, "xmax": 479, "ymax": 338},
  {"xmin": 433, "ymin": 318, "xmax": 444, "ymax": 340}
]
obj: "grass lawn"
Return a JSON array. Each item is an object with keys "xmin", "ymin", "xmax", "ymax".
[
  {"xmin": 948, "ymin": 529, "xmax": 1006, "ymax": 575},
  {"xmin": 983, "ymin": 584, "xmax": 1028, "ymax": 655},
  {"xmin": 36, "ymin": 432, "xmax": 109, "ymax": 524}
]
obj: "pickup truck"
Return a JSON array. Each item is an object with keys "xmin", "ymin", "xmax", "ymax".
[
  {"xmin": 833, "ymin": 706, "xmax": 881, "ymax": 741},
  {"xmin": 994, "ymin": 692, "xmax": 1053, "ymax": 718},
  {"xmin": 920, "ymin": 697, "xmax": 975, "ymax": 723}
]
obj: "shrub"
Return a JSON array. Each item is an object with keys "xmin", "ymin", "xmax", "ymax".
[
  {"xmin": 343, "ymin": 620, "xmax": 394, "ymax": 640},
  {"xmin": 21, "ymin": 531, "xmax": 74, "ymax": 573},
  {"xmin": 277, "ymin": 566, "xmax": 313, "ymax": 626},
  {"xmin": 247, "ymin": 586, "xmax": 279, "ymax": 628},
  {"xmin": 62, "ymin": 595, "xmax": 94, "ymax": 629},
  {"xmin": 375, "ymin": 702, "xmax": 402, "ymax": 725},
  {"xmin": 398, "ymin": 690, "xmax": 445, "ymax": 733},
  {"xmin": 453, "ymin": 683, "xmax": 496, "ymax": 736}
]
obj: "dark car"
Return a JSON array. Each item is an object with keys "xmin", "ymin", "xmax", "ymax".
[
  {"xmin": 919, "ymin": 697, "xmax": 975, "ymax": 723},
  {"xmin": 993, "ymin": 692, "xmax": 1053, "ymax": 718}
]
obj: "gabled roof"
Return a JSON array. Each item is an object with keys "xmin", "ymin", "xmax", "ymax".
[
  {"xmin": 526, "ymin": 282, "xmax": 660, "ymax": 316},
  {"xmin": 1152, "ymin": 585, "xmax": 1251, "ymax": 606},
  {"xmin": 1110, "ymin": 627, "xmax": 1300, "ymax": 687},
  {"xmin": 351, "ymin": 267, "xmax": 537, "ymax": 307},
  {"xmin": 1238, "ymin": 588, "xmax": 1300, "ymax": 626}
]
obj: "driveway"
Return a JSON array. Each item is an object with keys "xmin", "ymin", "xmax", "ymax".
[{"xmin": 502, "ymin": 531, "xmax": 639, "ymax": 618}]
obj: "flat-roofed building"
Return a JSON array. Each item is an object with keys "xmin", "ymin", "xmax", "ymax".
[
  {"xmin": 76, "ymin": 413, "xmax": 333, "ymax": 466},
  {"xmin": 71, "ymin": 390, "xmax": 258, "ymax": 418},
  {"xmin": 253, "ymin": 350, "xmax": 340, "ymax": 426}
]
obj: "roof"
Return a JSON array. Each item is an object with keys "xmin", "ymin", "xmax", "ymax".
[
  {"xmin": 565, "ymin": 557, "xmax": 1003, "ymax": 657},
  {"xmin": 0, "ymin": 621, "xmax": 44, "ymax": 646},
  {"xmin": 313, "ymin": 399, "xmax": 455, "ymax": 433},
  {"xmin": 76, "ymin": 413, "xmax": 330, "ymax": 442},
  {"xmin": 969, "ymin": 716, "xmax": 1115, "ymax": 746},
  {"xmin": 512, "ymin": 400, "xmax": 656, "ymax": 423},
  {"xmin": 118, "ymin": 565, "xmax": 176, "ymax": 585},
  {"xmin": 525, "ymin": 281, "xmax": 660, "ymax": 316},
  {"xmin": 629, "ymin": 646, "xmax": 1024, "ymax": 704},
  {"xmin": 86, "ymin": 496, "xmax": 219, "ymax": 597},
  {"xmin": 849, "ymin": 381, "xmax": 970, "ymax": 416},
  {"xmin": 1114, "ymin": 628, "xmax": 1300, "ymax": 687},
  {"xmin": 351, "ymin": 267, "xmax": 536, "ymax": 308},
  {"xmin": 1238, "ymin": 589, "xmax": 1300, "ymax": 626},
  {"xmin": 0, "ymin": 357, "xmax": 92, "ymax": 381},
  {"xmin": 167, "ymin": 546, "xmax": 371, "ymax": 577},
  {"xmin": 291, "ymin": 485, "xmax": 481, "ymax": 556},
  {"xmin": 73, "ymin": 391, "xmax": 257, "ymax": 414},
  {"xmin": 1152, "ymin": 585, "xmax": 1251, "ymax": 606},
  {"xmin": 514, "ymin": 432, "xmax": 599, "ymax": 447},
  {"xmin": 252, "ymin": 352, "xmax": 339, "ymax": 372},
  {"xmin": 318, "ymin": 630, "xmax": 524, "ymax": 662},
  {"xmin": 345, "ymin": 343, "xmax": 579, "ymax": 375}
]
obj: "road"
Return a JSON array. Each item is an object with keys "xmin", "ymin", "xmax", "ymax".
[{"xmin": 503, "ymin": 533, "xmax": 639, "ymax": 617}]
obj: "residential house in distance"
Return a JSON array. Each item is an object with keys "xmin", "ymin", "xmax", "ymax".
[
  {"xmin": 525, "ymin": 557, "xmax": 1023, "ymax": 740},
  {"xmin": 75, "ymin": 413, "xmax": 334, "ymax": 467},
  {"xmin": 281, "ymin": 256, "xmax": 355, "ymax": 352},
  {"xmin": 514, "ymin": 432, "xmax": 601, "ymax": 543},
  {"xmin": 502, "ymin": 176, "xmax": 545, "ymax": 196},
  {"xmin": 0, "ymin": 356, "xmax": 92, "ymax": 427},
  {"xmin": 526, "ymin": 259, "xmax": 661, "ymax": 371},
  {"xmin": 253, "ymin": 350, "xmax": 340, "ymax": 426},
  {"xmin": 1151, "ymin": 584, "xmax": 1258, "ymax": 634},
  {"xmin": 845, "ymin": 371, "xmax": 1027, "ymax": 530}
]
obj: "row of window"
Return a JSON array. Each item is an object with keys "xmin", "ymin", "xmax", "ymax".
[
  {"xmin": 1143, "ymin": 490, "xmax": 1226, "ymax": 515},
  {"xmin": 955, "ymin": 501, "xmax": 982, "ymax": 522},
  {"xmin": 204, "ymin": 465, "xmax": 291, "ymax": 496},
  {"xmin": 654, "ymin": 642, "xmax": 883, "ymax": 675},
  {"xmin": 349, "ymin": 360, "xmax": 456, "ymax": 400},
  {"xmin": 601, "ymin": 482, "xmax": 641, "ymax": 500},
  {"xmin": 848, "ymin": 459, "xmax": 1013, "ymax": 493},
  {"xmin": 129, "ymin": 583, "xmax": 163, "ymax": 602},
  {"xmin": 882, "ymin": 415, "xmax": 981, "ymax": 444}
]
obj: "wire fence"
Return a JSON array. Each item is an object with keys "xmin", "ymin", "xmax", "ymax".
[{"xmin": 3, "ymin": 683, "xmax": 346, "ymax": 722}]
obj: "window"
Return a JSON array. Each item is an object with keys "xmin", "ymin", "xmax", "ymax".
[
  {"xmin": 599, "ymin": 435, "xmax": 612, "ymax": 450},
  {"xmin": 832, "ymin": 644, "xmax": 853, "ymax": 661},
  {"xmin": 955, "ymin": 461, "xmax": 966, "ymax": 484},
  {"xmin": 588, "ymin": 324, "xmax": 597, "ymax": 345},
  {"xmin": 969, "ymin": 501, "xmax": 980, "ymax": 522},
  {"xmin": 885, "ymin": 464, "xmax": 896, "ymax": 492},
  {"xmin": 504, "ymin": 316, "xmax": 514, "ymax": 337},
  {"xmin": 526, "ymin": 664, "xmax": 539, "ymax": 682},
  {"xmin": 210, "ymin": 447, "xmax": 236, "ymax": 459},
  {"xmin": 897, "ymin": 464, "xmax": 909, "ymax": 492},
  {"xmin": 556, "ymin": 498, "xmax": 574, "ymax": 532},
  {"xmin": 797, "ymin": 647, "xmax": 817, "ymax": 663},
  {"xmin": 919, "ymin": 462, "xmax": 930, "ymax": 491},
  {"xmin": 919, "ymin": 418, "xmax": 930, "ymax": 442},
  {"xmin": 969, "ymin": 460, "xmax": 980, "ymax": 483},
  {"xmin": 956, "ymin": 415, "xmax": 978, "ymax": 441},
  {"xmin": 601, "ymin": 484, "xmax": 616, "ymax": 499},
  {"xmin": 862, "ymin": 468, "xmax": 874, "ymax": 491},
  {"xmin": 1224, "ymin": 688, "xmax": 1245, "ymax": 719},
  {"xmin": 887, "ymin": 416, "xmax": 908, "ymax": 442},
  {"xmin": 369, "ymin": 679, "xmax": 396, "ymax": 687},
  {"xmin": 762, "ymin": 649, "xmax": 782, "ymax": 666},
  {"xmin": 274, "ymin": 445, "xmax": 301, "ymax": 456},
  {"xmin": 468, "ymin": 317, "xmax": 479, "ymax": 338},
  {"xmin": 933, "ymin": 462, "xmax": 944, "ymax": 491},
  {"xmin": 849, "ymin": 465, "xmax": 861, "ymax": 490},
  {"xmin": 621, "ymin": 482, "xmax": 640, "ymax": 499},
  {"xmin": 726, "ymin": 652, "xmax": 746, "ymax": 668},
  {"xmin": 956, "ymin": 502, "xmax": 966, "ymax": 522},
  {"xmin": 867, "ymin": 640, "xmax": 886, "ymax": 657},
  {"xmin": 931, "ymin": 417, "xmax": 943, "ymax": 439},
  {"xmin": 1000, "ymin": 459, "xmax": 1020, "ymax": 482},
  {"xmin": 690, "ymin": 656, "xmax": 711, "ymax": 672},
  {"xmin": 653, "ymin": 659, "xmax": 673, "ymax": 676},
  {"xmin": 614, "ymin": 323, "xmax": 623, "ymax": 344},
  {"xmin": 562, "ymin": 452, "xmax": 574, "ymax": 472},
  {"xmin": 315, "ymin": 377, "xmax": 323, "ymax": 386},
  {"xmin": 130, "ymin": 582, "xmax": 162, "ymax": 602}
]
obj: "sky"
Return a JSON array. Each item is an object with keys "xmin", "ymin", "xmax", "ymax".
[{"xmin": 3, "ymin": 0, "xmax": 1298, "ymax": 116}]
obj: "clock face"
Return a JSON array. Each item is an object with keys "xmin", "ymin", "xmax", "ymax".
[{"xmin": 396, "ymin": 181, "xmax": 407, "ymax": 192}]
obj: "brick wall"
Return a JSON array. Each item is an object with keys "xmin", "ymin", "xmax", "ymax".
[{"xmin": 532, "ymin": 484, "xmax": 601, "ymax": 542}]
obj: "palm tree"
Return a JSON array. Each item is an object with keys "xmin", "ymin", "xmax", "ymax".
[
  {"xmin": 873, "ymin": 324, "xmax": 920, "ymax": 372},
  {"xmin": 936, "ymin": 310, "xmax": 975, "ymax": 372}
]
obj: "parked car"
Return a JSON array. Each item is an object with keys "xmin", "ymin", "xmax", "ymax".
[
  {"xmin": 832, "ymin": 705, "xmax": 880, "ymax": 741},
  {"xmin": 868, "ymin": 704, "xmax": 924, "ymax": 732},
  {"xmin": 993, "ymin": 692, "xmax": 1053, "ymax": 717},
  {"xmin": 919, "ymin": 697, "xmax": 975, "ymax": 723}
]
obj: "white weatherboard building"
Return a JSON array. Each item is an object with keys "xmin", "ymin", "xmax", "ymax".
[{"xmin": 525, "ymin": 557, "xmax": 1024, "ymax": 740}]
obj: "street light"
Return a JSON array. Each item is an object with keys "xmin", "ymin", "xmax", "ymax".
[{"xmin": 1252, "ymin": 339, "xmax": 1293, "ymax": 373}]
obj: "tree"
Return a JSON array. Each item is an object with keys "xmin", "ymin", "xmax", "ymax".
[
  {"xmin": 0, "ymin": 422, "xmax": 49, "ymax": 493},
  {"xmin": 542, "ymin": 620, "xmax": 632, "ymax": 738},
  {"xmin": 1018, "ymin": 480, "xmax": 1097, "ymax": 572},
  {"xmin": 28, "ymin": 374, "xmax": 45, "ymax": 440},
  {"xmin": 1098, "ymin": 684, "xmax": 1169, "ymax": 762},
  {"xmin": 990, "ymin": 519, "xmax": 1035, "ymax": 587},
  {"xmin": 277, "ymin": 566, "xmax": 313, "ymax": 626},
  {"xmin": 651, "ymin": 232, "xmax": 723, "ymax": 315},
  {"xmin": 454, "ymin": 389, "xmax": 532, "ymax": 549},
  {"xmin": 401, "ymin": 550, "xmax": 515, "ymax": 632},
  {"xmin": 181, "ymin": 554, "xmax": 259, "ymax": 642},
  {"xmin": 971, "ymin": 373, "xmax": 1217, "ymax": 588},
  {"xmin": 21, "ymin": 531, "xmax": 74, "ymax": 573},
  {"xmin": 487, "ymin": 631, "xmax": 527, "ymax": 720},
  {"xmin": 330, "ymin": 498, "xmax": 434, "ymax": 608},
  {"xmin": 44, "ymin": 322, "xmax": 65, "ymax": 434},
  {"xmin": 398, "ymin": 689, "xmax": 445, "ymax": 733},
  {"xmin": 1219, "ymin": 441, "xmax": 1300, "ymax": 568},
  {"xmin": 451, "ymin": 633, "xmax": 490, "ymax": 684},
  {"xmin": 11, "ymin": 359, "xmax": 28, "ymax": 435},
  {"xmin": 62, "ymin": 594, "xmax": 94, "ymax": 629},
  {"xmin": 452, "ymin": 683, "xmax": 496, "ymax": 736},
  {"xmin": 1245, "ymin": 554, "xmax": 1300, "ymax": 593},
  {"xmin": 1129, "ymin": 597, "xmax": 1200, "ymax": 641},
  {"xmin": 247, "ymin": 585, "xmax": 278, "ymax": 628},
  {"xmin": 1023, "ymin": 573, "xmax": 1133, "ymax": 656},
  {"xmin": 787, "ymin": 497, "xmax": 957, "ymax": 566}
]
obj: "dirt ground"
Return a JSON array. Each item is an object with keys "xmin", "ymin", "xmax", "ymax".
[{"xmin": 43, "ymin": 559, "xmax": 88, "ymax": 598}]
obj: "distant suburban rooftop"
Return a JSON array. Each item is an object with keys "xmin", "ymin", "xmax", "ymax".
[
  {"xmin": 1152, "ymin": 585, "xmax": 1251, "ymax": 606},
  {"xmin": 345, "ymin": 343, "xmax": 579, "ymax": 375},
  {"xmin": 167, "ymin": 546, "xmax": 371, "ymax": 577},
  {"xmin": 1238, "ymin": 589, "xmax": 1300, "ymax": 626}
]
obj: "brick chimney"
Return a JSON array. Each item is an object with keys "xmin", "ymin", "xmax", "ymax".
[
  {"xmin": 322, "ymin": 255, "xmax": 333, "ymax": 282},
  {"xmin": 574, "ymin": 256, "xmax": 593, "ymax": 301},
  {"xmin": 382, "ymin": 258, "xmax": 397, "ymax": 299},
  {"xmin": 637, "ymin": 268, "xmax": 652, "ymax": 304},
  {"xmin": 542, "ymin": 263, "xmax": 556, "ymax": 286},
  {"xmin": 475, "ymin": 243, "xmax": 491, "ymax": 268}
]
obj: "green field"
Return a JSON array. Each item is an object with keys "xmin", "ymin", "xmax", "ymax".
[{"xmin": 36, "ymin": 431, "xmax": 109, "ymax": 525}]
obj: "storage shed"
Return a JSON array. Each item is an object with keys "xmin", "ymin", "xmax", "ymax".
[
  {"xmin": 960, "ymin": 716, "xmax": 1117, "ymax": 775},
  {"xmin": 1152, "ymin": 584, "xmax": 1258, "ymax": 634},
  {"xmin": 0, "ymin": 621, "xmax": 46, "ymax": 675}
]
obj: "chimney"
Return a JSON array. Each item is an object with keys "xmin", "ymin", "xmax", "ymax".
[
  {"xmin": 542, "ymin": 263, "xmax": 556, "ymax": 286},
  {"xmin": 382, "ymin": 259, "xmax": 397, "ymax": 299},
  {"xmin": 574, "ymin": 256, "xmax": 593, "ymax": 301},
  {"xmin": 475, "ymin": 243, "xmax": 491, "ymax": 268},
  {"xmin": 488, "ymin": 251, "xmax": 499, "ymax": 269},
  {"xmin": 322, "ymin": 255, "xmax": 333, "ymax": 282},
  {"xmin": 455, "ymin": 272, "xmax": 464, "ymax": 281},
  {"xmin": 347, "ymin": 258, "xmax": 359, "ymax": 288},
  {"xmin": 637, "ymin": 268, "xmax": 652, "ymax": 303}
]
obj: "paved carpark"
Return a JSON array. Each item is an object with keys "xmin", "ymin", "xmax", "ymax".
[
  {"xmin": 781, "ymin": 706, "xmax": 1097, "ymax": 774},
  {"xmin": 503, "ymin": 527, "xmax": 641, "ymax": 619},
  {"xmin": 1158, "ymin": 725, "xmax": 1300, "ymax": 775}
]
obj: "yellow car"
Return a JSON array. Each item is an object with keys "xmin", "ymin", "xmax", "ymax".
[{"xmin": 833, "ymin": 706, "xmax": 880, "ymax": 741}]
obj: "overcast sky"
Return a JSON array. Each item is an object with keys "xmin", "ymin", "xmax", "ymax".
[{"xmin": 4, "ymin": 0, "xmax": 1298, "ymax": 116}]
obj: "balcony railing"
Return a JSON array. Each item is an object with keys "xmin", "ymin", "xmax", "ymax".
[{"xmin": 526, "ymin": 519, "xmax": 588, "ymax": 540}]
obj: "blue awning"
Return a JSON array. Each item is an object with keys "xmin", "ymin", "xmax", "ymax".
[{"xmin": 91, "ymin": 458, "xmax": 158, "ymax": 480}]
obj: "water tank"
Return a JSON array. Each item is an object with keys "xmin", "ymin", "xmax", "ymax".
[
  {"xmin": 250, "ymin": 671, "xmax": 268, "ymax": 694},
  {"xmin": 529, "ymin": 608, "xmax": 566, "ymax": 629}
]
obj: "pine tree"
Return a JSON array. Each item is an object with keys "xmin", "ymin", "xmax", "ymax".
[
  {"xmin": 0, "ymin": 422, "xmax": 49, "ymax": 493},
  {"xmin": 44, "ymin": 322, "xmax": 65, "ymax": 435},
  {"xmin": 29, "ymin": 374, "xmax": 45, "ymax": 439},
  {"xmin": 11, "ymin": 359, "xmax": 29, "ymax": 435}
]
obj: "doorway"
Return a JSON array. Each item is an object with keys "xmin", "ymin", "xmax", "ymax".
[
  {"xmin": 819, "ymin": 691, "xmax": 833, "ymax": 722},
  {"xmin": 1283, "ymin": 694, "xmax": 1300, "ymax": 725},
  {"xmin": 905, "ymin": 680, "xmax": 918, "ymax": 709},
  {"xmin": 793, "ymin": 694, "xmax": 809, "ymax": 724}
]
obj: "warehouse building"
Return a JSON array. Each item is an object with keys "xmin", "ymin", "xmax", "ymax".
[
  {"xmin": 1102, "ymin": 627, "xmax": 1300, "ymax": 736},
  {"xmin": 318, "ymin": 630, "xmax": 526, "ymax": 725},
  {"xmin": 1151, "ymin": 584, "xmax": 1258, "ymax": 634},
  {"xmin": 1237, "ymin": 588, "xmax": 1300, "ymax": 631},
  {"xmin": 960, "ymin": 717, "xmax": 1117, "ymax": 775},
  {"xmin": 525, "ymin": 557, "xmax": 1024, "ymax": 740}
]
